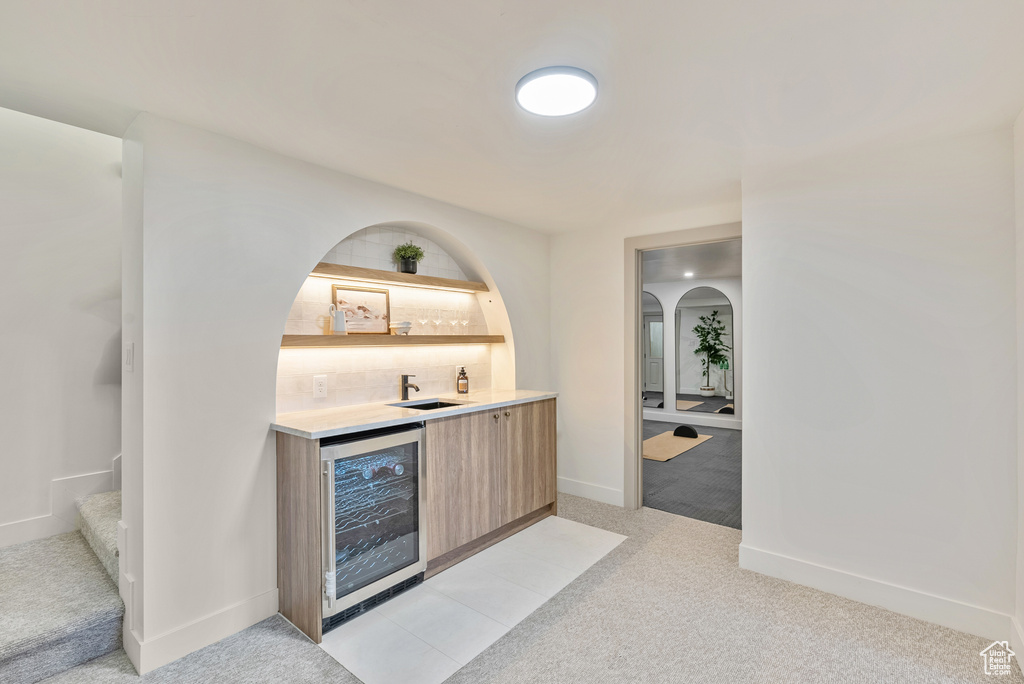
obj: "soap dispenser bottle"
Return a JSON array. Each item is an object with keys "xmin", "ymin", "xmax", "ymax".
[{"xmin": 457, "ymin": 367, "xmax": 469, "ymax": 394}]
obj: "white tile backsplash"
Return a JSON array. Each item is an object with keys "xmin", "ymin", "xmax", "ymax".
[
  {"xmin": 322, "ymin": 225, "xmax": 469, "ymax": 280},
  {"xmin": 277, "ymin": 345, "xmax": 492, "ymax": 413},
  {"xmin": 287, "ymin": 277, "xmax": 489, "ymax": 337}
]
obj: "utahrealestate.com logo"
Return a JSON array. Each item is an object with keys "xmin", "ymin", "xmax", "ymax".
[{"xmin": 980, "ymin": 641, "xmax": 1016, "ymax": 677}]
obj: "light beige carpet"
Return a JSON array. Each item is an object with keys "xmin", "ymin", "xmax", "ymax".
[
  {"xmin": 642, "ymin": 431, "xmax": 713, "ymax": 461},
  {"xmin": 447, "ymin": 494, "xmax": 1024, "ymax": 684},
  {"xmin": 676, "ymin": 399, "xmax": 704, "ymax": 411}
]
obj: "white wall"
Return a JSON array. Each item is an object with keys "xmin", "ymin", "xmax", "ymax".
[
  {"xmin": 549, "ymin": 205, "xmax": 742, "ymax": 505},
  {"xmin": 0, "ymin": 107, "xmax": 121, "ymax": 546},
  {"xmin": 1014, "ymin": 109, "xmax": 1024, "ymax": 654},
  {"xmin": 121, "ymin": 114, "xmax": 551, "ymax": 672},
  {"xmin": 740, "ymin": 127, "xmax": 1017, "ymax": 641}
]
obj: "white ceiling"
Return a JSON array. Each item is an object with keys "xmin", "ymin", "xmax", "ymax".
[
  {"xmin": 642, "ymin": 239, "xmax": 741, "ymax": 284},
  {"xmin": 2, "ymin": 1, "xmax": 1023, "ymax": 233}
]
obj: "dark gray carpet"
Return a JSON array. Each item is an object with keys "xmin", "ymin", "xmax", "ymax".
[
  {"xmin": 642, "ymin": 391, "xmax": 733, "ymax": 413},
  {"xmin": 643, "ymin": 420, "xmax": 741, "ymax": 529}
]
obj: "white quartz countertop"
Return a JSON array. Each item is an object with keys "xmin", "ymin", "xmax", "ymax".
[{"xmin": 271, "ymin": 389, "xmax": 558, "ymax": 440}]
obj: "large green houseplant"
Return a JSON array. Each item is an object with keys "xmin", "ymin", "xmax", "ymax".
[{"xmin": 693, "ymin": 310, "xmax": 731, "ymax": 397}]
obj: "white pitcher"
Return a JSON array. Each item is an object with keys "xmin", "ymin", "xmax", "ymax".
[{"xmin": 328, "ymin": 304, "xmax": 347, "ymax": 335}]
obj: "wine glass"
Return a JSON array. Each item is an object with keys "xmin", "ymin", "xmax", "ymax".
[
  {"xmin": 448, "ymin": 309, "xmax": 460, "ymax": 332},
  {"xmin": 416, "ymin": 308, "xmax": 429, "ymax": 331},
  {"xmin": 460, "ymin": 308, "xmax": 470, "ymax": 328},
  {"xmin": 431, "ymin": 309, "xmax": 444, "ymax": 334}
]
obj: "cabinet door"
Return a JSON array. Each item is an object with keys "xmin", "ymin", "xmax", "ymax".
[
  {"xmin": 501, "ymin": 399, "xmax": 557, "ymax": 525},
  {"xmin": 424, "ymin": 410, "xmax": 503, "ymax": 560}
]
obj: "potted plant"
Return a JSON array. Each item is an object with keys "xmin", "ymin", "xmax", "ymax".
[
  {"xmin": 693, "ymin": 310, "xmax": 731, "ymax": 397},
  {"xmin": 393, "ymin": 242, "xmax": 425, "ymax": 274}
]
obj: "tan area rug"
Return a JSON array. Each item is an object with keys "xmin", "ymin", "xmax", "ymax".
[
  {"xmin": 675, "ymin": 400, "xmax": 704, "ymax": 411},
  {"xmin": 642, "ymin": 431, "xmax": 713, "ymax": 461},
  {"xmin": 716, "ymin": 404, "xmax": 734, "ymax": 413}
]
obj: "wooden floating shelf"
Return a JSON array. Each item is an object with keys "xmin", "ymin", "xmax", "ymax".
[
  {"xmin": 310, "ymin": 262, "xmax": 489, "ymax": 293},
  {"xmin": 281, "ymin": 334, "xmax": 505, "ymax": 348}
]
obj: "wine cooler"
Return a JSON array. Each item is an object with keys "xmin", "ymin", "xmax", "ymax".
[{"xmin": 320, "ymin": 423, "xmax": 426, "ymax": 631}]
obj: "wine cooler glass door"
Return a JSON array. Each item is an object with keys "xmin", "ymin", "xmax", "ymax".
[{"xmin": 322, "ymin": 427, "xmax": 425, "ymax": 616}]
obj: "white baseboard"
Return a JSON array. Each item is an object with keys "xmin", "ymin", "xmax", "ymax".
[
  {"xmin": 557, "ymin": 476, "xmax": 623, "ymax": 506},
  {"xmin": 123, "ymin": 625, "xmax": 141, "ymax": 674},
  {"xmin": 643, "ymin": 407, "xmax": 741, "ymax": 430},
  {"xmin": 52, "ymin": 470, "xmax": 116, "ymax": 527},
  {"xmin": 739, "ymin": 543, "xmax": 1012, "ymax": 641},
  {"xmin": 0, "ymin": 514, "xmax": 76, "ymax": 549},
  {"xmin": 112, "ymin": 454, "xmax": 122, "ymax": 491},
  {"xmin": 0, "ymin": 469, "xmax": 116, "ymax": 549},
  {"xmin": 1011, "ymin": 616, "xmax": 1024, "ymax": 656},
  {"xmin": 132, "ymin": 588, "xmax": 279, "ymax": 674}
]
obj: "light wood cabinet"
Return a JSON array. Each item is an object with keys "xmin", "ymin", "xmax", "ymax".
[
  {"xmin": 501, "ymin": 399, "xmax": 557, "ymax": 525},
  {"xmin": 424, "ymin": 409, "xmax": 503, "ymax": 559},
  {"xmin": 424, "ymin": 398, "xmax": 557, "ymax": 564}
]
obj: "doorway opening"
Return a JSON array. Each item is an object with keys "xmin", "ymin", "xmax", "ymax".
[{"xmin": 635, "ymin": 237, "xmax": 742, "ymax": 529}]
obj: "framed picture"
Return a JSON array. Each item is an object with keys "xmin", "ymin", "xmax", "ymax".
[{"xmin": 332, "ymin": 285, "xmax": 390, "ymax": 334}]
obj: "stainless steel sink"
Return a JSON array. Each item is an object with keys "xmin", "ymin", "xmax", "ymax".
[{"xmin": 387, "ymin": 398, "xmax": 471, "ymax": 411}]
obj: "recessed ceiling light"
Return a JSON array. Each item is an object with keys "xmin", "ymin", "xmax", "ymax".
[
  {"xmin": 515, "ymin": 66, "xmax": 597, "ymax": 117},
  {"xmin": 684, "ymin": 272, "xmax": 694, "ymax": 278}
]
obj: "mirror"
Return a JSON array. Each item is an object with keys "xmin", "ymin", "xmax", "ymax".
[
  {"xmin": 641, "ymin": 292, "xmax": 664, "ymax": 407},
  {"xmin": 675, "ymin": 287, "xmax": 733, "ymax": 414}
]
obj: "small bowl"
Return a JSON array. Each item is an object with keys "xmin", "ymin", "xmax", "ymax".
[{"xmin": 389, "ymin": 321, "xmax": 413, "ymax": 336}]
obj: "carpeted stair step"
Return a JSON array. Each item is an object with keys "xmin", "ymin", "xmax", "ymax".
[
  {"xmin": 76, "ymin": 491, "xmax": 120, "ymax": 584},
  {"xmin": 0, "ymin": 531, "xmax": 124, "ymax": 684}
]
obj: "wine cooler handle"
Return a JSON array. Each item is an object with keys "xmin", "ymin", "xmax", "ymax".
[{"xmin": 322, "ymin": 462, "xmax": 336, "ymax": 612}]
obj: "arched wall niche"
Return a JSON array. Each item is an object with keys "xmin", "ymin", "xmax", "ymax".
[{"xmin": 275, "ymin": 221, "xmax": 516, "ymax": 413}]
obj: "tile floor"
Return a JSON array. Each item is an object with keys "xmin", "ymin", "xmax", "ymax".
[{"xmin": 320, "ymin": 515, "xmax": 627, "ymax": 684}]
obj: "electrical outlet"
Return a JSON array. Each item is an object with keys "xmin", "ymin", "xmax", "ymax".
[
  {"xmin": 313, "ymin": 374, "xmax": 328, "ymax": 399},
  {"xmin": 455, "ymin": 365, "xmax": 466, "ymax": 375}
]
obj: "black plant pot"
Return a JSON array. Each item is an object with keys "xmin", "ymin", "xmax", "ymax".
[{"xmin": 399, "ymin": 259, "xmax": 418, "ymax": 274}]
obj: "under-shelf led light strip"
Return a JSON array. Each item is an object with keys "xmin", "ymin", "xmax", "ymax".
[{"xmin": 308, "ymin": 272, "xmax": 481, "ymax": 294}]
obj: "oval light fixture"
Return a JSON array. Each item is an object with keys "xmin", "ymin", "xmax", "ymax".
[{"xmin": 515, "ymin": 66, "xmax": 597, "ymax": 117}]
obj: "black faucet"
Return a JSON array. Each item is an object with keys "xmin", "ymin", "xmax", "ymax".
[{"xmin": 400, "ymin": 374, "xmax": 420, "ymax": 401}]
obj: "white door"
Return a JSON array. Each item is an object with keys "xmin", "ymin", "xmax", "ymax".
[{"xmin": 643, "ymin": 314, "xmax": 663, "ymax": 392}]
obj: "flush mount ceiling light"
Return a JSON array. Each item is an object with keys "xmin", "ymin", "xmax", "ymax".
[
  {"xmin": 684, "ymin": 272, "xmax": 694, "ymax": 278},
  {"xmin": 515, "ymin": 66, "xmax": 597, "ymax": 117}
]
